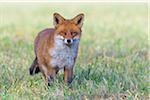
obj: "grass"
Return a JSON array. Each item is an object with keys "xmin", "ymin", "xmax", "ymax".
[{"xmin": 0, "ymin": 3, "xmax": 149, "ymax": 99}]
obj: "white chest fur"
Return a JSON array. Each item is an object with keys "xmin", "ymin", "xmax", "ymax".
[{"xmin": 49, "ymin": 37, "xmax": 80, "ymax": 69}]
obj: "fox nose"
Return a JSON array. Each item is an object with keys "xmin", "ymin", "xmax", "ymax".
[
  {"xmin": 64, "ymin": 39, "xmax": 73, "ymax": 45},
  {"xmin": 67, "ymin": 39, "xmax": 71, "ymax": 44}
]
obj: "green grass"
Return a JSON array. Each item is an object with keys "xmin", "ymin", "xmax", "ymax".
[{"xmin": 0, "ymin": 3, "xmax": 149, "ymax": 99}]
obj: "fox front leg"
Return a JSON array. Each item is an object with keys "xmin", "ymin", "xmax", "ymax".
[
  {"xmin": 64, "ymin": 67, "xmax": 73, "ymax": 85},
  {"xmin": 47, "ymin": 67, "xmax": 59, "ymax": 86}
]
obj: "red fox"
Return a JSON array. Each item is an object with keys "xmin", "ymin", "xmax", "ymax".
[{"xmin": 29, "ymin": 13, "xmax": 84, "ymax": 86}]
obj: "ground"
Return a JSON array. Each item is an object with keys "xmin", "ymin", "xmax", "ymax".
[{"xmin": 0, "ymin": 3, "xmax": 149, "ymax": 99}]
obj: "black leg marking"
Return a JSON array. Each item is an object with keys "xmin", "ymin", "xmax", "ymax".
[{"xmin": 29, "ymin": 57, "xmax": 40, "ymax": 75}]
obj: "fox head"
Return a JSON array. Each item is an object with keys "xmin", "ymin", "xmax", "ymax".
[{"xmin": 53, "ymin": 13, "xmax": 84, "ymax": 46}]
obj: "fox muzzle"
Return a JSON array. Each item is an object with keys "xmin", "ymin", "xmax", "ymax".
[{"xmin": 64, "ymin": 38, "xmax": 73, "ymax": 45}]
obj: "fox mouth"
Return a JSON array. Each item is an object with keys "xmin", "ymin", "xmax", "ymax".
[{"xmin": 64, "ymin": 42, "xmax": 72, "ymax": 47}]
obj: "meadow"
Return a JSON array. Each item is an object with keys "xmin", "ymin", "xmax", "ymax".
[{"xmin": 0, "ymin": 3, "xmax": 149, "ymax": 99}]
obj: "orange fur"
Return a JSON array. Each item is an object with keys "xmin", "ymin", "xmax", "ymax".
[{"xmin": 29, "ymin": 13, "xmax": 84, "ymax": 86}]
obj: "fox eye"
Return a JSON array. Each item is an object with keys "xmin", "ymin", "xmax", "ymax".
[{"xmin": 71, "ymin": 32, "xmax": 78, "ymax": 35}]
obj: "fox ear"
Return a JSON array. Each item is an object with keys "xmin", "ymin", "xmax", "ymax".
[
  {"xmin": 72, "ymin": 13, "xmax": 84, "ymax": 28},
  {"xmin": 53, "ymin": 13, "xmax": 65, "ymax": 27}
]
